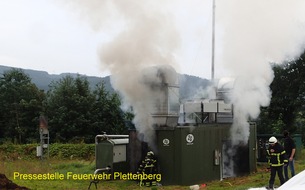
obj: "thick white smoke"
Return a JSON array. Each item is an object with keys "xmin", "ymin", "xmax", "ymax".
[
  {"xmin": 58, "ymin": 0, "xmax": 305, "ymax": 152},
  {"xmin": 99, "ymin": 2, "xmax": 180, "ymax": 149},
  {"xmin": 59, "ymin": 0, "xmax": 181, "ymax": 148},
  {"xmin": 216, "ymin": 0, "xmax": 305, "ymax": 145}
]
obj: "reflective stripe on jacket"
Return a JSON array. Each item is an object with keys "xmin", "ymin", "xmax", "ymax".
[{"xmin": 267, "ymin": 143, "xmax": 288, "ymax": 167}]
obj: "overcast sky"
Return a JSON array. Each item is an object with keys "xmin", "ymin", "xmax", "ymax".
[
  {"xmin": 1, "ymin": 0, "xmax": 305, "ymax": 81},
  {"xmin": 0, "ymin": 0, "xmax": 218, "ymax": 79}
]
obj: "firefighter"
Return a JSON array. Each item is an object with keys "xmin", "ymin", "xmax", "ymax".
[
  {"xmin": 266, "ymin": 136, "xmax": 288, "ymax": 189},
  {"xmin": 146, "ymin": 151, "xmax": 156, "ymax": 165},
  {"xmin": 137, "ymin": 151, "xmax": 157, "ymax": 187}
]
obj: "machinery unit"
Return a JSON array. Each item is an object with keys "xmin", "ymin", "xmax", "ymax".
[
  {"xmin": 94, "ymin": 134, "xmax": 129, "ymax": 177},
  {"xmin": 156, "ymin": 123, "xmax": 257, "ymax": 185},
  {"xmin": 182, "ymin": 99, "xmax": 233, "ymax": 124},
  {"xmin": 149, "ymin": 71, "xmax": 257, "ymax": 185},
  {"xmin": 94, "ymin": 66, "xmax": 258, "ymax": 186},
  {"xmin": 147, "ymin": 65, "xmax": 180, "ymax": 127}
]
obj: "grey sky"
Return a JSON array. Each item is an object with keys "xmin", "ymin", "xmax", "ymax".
[
  {"xmin": 1, "ymin": 0, "xmax": 304, "ymax": 81},
  {"xmin": 0, "ymin": 0, "xmax": 215, "ymax": 79}
]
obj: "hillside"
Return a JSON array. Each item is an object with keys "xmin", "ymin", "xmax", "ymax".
[
  {"xmin": 0, "ymin": 65, "xmax": 210, "ymax": 100},
  {"xmin": 0, "ymin": 65, "xmax": 113, "ymax": 93}
]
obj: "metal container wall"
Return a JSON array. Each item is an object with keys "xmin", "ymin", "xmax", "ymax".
[
  {"xmin": 156, "ymin": 123, "xmax": 257, "ymax": 185},
  {"xmin": 95, "ymin": 138, "xmax": 129, "ymax": 176},
  {"xmin": 293, "ymin": 134, "xmax": 302, "ymax": 159}
]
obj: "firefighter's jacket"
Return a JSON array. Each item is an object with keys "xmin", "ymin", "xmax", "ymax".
[
  {"xmin": 136, "ymin": 156, "xmax": 158, "ymax": 187},
  {"xmin": 267, "ymin": 143, "xmax": 288, "ymax": 167}
]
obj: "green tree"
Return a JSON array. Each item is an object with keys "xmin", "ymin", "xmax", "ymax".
[
  {"xmin": 91, "ymin": 82, "xmax": 127, "ymax": 136},
  {"xmin": 45, "ymin": 75, "xmax": 95, "ymax": 142},
  {"xmin": 0, "ymin": 69, "xmax": 45, "ymax": 143},
  {"xmin": 45, "ymin": 75, "xmax": 128, "ymax": 143}
]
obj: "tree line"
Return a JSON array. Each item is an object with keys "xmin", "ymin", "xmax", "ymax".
[
  {"xmin": 258, "ymin": 52, "xmax": 305, "ymax": 142},
  {"xmin": 0, "ymin": 69, "xmax": 131, "ymax": 144},
  {"xmin": 1, "ymin": 51, "xmax": 305, "ymax": 144}
]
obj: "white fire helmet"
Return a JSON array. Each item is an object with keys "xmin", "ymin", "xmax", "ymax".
[
  {"xmin": 269, "ymin": 136, "xmax": 277, "ymax": 144},
  {"xmin": 147, "ymin": 151, "xmax": 154, "ymax": 156}
]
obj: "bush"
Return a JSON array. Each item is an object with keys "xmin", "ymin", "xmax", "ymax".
[
  {"xmin": 49, "ymin": 143, "xmax": 95, "ymax": 160},
  {"xmin": 0, "ymin": 143, "xmax": 95, "ymax": 161}
]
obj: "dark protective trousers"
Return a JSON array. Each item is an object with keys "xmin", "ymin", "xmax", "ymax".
[{"xmin": 269, "ymin": 166, "xmax": 285, "ymax": 187}]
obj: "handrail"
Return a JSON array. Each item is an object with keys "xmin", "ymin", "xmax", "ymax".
[
  {"xmin": 88, "ymin": 167, "xmax": 111, "ymax": 190},
  {"xmin": 95, "ymin": 134, "xmax": 129, "ymax": 144}
]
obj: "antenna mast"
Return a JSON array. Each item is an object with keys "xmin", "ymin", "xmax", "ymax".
[{"xmin": 211, "ymin": 0, "xmax": 216, "ymax": 80}]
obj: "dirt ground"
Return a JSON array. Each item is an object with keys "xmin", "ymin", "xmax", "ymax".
[{"xmin": 0, "ymin": 173, "xmax": 29, "ymax": 190}]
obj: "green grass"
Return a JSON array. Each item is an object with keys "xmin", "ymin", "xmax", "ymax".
[{"xmin": 1, "ymin": 148, "xmax": 305, "ymax": 190}]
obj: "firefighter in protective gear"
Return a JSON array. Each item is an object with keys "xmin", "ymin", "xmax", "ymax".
[
  {"xmin": 267, "ymin": 136, "xmax": 288, "ymax": 189},
  {"xmin": 137, "ymin": 151, "xmax": 158, "ymax": 187}
]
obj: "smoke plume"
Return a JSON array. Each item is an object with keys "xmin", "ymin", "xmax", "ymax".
[
  {"xmin": 59, "ymin": 0, "xmax": 305, "ymax": 149},
  {"xmin": 216, "ymin": 0, "xmax": 305, "ymax": 145},
  {"xmin": 61, "ymin": 0, "xmax": 181, "ymax": 148},
  {"xmin": 100, "ymin": 2, "xmax": 180, "ymax": 149}
]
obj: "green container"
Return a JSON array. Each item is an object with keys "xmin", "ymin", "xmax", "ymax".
[
  {"xmin": 95, "ymin": 138, "xmax": 129, "ymax": 177},
  {"xmin": 156, "ymin": 123, "xmax": 257, "ymax": 185},
  {"xmin": 292, "ymin": 134, "xmax": 302, "ymax": 160}
]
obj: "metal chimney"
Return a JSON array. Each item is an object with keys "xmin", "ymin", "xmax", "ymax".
[{"xmin": 143, "ymin": 65, "xmax": 180, "ymax": 127}]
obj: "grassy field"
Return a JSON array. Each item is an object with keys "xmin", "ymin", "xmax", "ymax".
[{"xmin": 1, "ymin": 149, "xmax": 305, "ymax": 190}]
